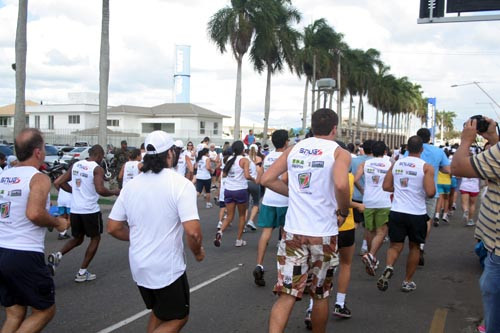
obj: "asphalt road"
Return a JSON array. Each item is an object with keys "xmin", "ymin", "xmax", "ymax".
[{"xmin": 1, "ymin": 195, "xmax": 484, "ymax": 333}]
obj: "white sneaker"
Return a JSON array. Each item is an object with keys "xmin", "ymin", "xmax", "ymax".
[
  {"xmin": 75, "ymin": 271, "xmax": 96, "ymax": 283},
  {"xmin": 217, "ymin": 221, "xmax": 222, "ymax": 229},
  {"xmin": 206, "ymin": 202, "xmax": 213, "ymax": 208},
  {"xmin": 466, "ymin": 219, "xmax": 475, "ymax": 227},
  {"xmin": 235, "ymin": 239, "xmax": 247, "ymax": 247},
  {"xmin": 246, "ymin": 220, "xmax": 257, "ymax": 231}
]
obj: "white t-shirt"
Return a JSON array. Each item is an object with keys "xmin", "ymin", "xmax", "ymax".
[
  {"xmin": 0, "ymin": 166, "xmax": 50, "ymax": 253},
  {"xmin": 70, "ymin": 160, "xmax": 100, "ymax": 214},
  {"xmin": 363, "ymin": 157, "xmax": 392, "ymax": 209},
  {"xmin": 460, "ymin": 177, "xmax": 480, "ymax": 193},
  {"xmin": 391, "ymin": 156, "xmax": 427, "ymax": 215},
  {"xmin": 176, "ymin": 151, "xmax": 187, "ymax": 176},
  {"xmin": 57, "ymin": 188, "xmax": 72, "ymax": 208},
  {"xmin": 285, "ymin": 137, "xmax": 339, "ymax": 237},
  {"xmin": 196, "ymin": 156, "xmax": 211, "ymax": 180},
  {"xmin": 262, "ymin": 151, "xmax": 288, "ymax": 207},
  {"xmin": 123, "ymin": 161, "xmax": 141, "ymax": 187},
  {"xmin": 219, "ymin": 177, "xmax": 226, "ymax": 202},
  {"xmin": 109, "ymin": 168, "xmax": 199, "ymax": 289}
]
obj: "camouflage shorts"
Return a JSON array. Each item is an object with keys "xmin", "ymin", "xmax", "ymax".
[{"xmin": 273, "ymin": 231, "xmax": 339, "ymax": 300}]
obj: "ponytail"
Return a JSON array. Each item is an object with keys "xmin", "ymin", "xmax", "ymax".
[{"xmin": 223, "ymin": 141, "xmax": 244, "ymax": 175}]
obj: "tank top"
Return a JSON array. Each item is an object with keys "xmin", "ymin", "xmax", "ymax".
[
  {"xmin": 123, "ymin": 161, "xmax": 140, "ymax": 187},
  {"xmin": 224, "ymin": 156, "xmax": 248, "ymax": 191},
  {"xmin": 0, "ymin": 166, "xmax": 50, "ymax": 253},
  {"xmin": 71, "ymin": 160, "xmax": 100, "ymax": 214},
  {"xmin": 176, "ymin": 151, "xmax": 187, "ymax": 176},
  {"xmin": 248, "ymin": 157, "xmax": 257, "ymax": 179},
  {"xmin": 262, "ymin": 151, "xmax": 288, "ymax": 207},
  {"xmin": 285, "ymin": 137, "xmax": 339, "ymax": 237},
  {"xmin": 196, "ymin": 156, "xmax": 211, "ymax": 180},
  {"xmin": 363, "ymin": 157, "xmax": 392, "ymax": 208},
  {"xmin": 391, "ymin": 156, "xmax": 427, "ymax": 215}
]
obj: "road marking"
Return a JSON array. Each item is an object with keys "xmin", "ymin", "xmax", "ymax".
[
  {"xmin": 96, "ymin": 266, "xmax": 240, "ymax": 333},
  {"xmin": 429, "ymin": 308, "xmax": 448, "ymax": 333}
]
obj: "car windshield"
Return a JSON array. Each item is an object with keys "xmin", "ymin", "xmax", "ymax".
[
  {"xmin": 45, "ymin": 145, "xmax": 59, "ymax": 156},
  {"xmin": 0, "ymin": 146, "xmax": 13, "ymax": 156},
  {"xmin": 70, "ymin": 147, "xmax": 86, "ymax": 153}
]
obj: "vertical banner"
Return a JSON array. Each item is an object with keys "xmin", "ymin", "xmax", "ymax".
[
  {"xmin": 427, "ymin": 97, "xmax": 437, "ymax": 143},
  {"xmin": 174, "ymin": 45, "xmax": 191, "ymax": 103}
]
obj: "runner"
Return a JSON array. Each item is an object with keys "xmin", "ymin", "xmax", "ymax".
[
  {"xmin": 253, "ymin": 130, "xmax": 289, "ymax": 287},
  {"xmin": 216, "ymin": 149, "xmax": 232, "ymax": 230},
  {"xmin": 49, "ymin": 145, "xmax": 120, "ymax": 281},
  {"xmin": 246, "ymin": 144, "xmax": 263, "ymax": 231},
  {"xmin": 459, "ymin": 175, "xmax": 481, "ymax": 227},
  {"xmin": 195, "ymin": 148, "xmax": 213, "ymax": 209},
  {"xmin": 118, "ymin": 148, "xmax": 142, "ymax": 188},
  {"xmin": 56, "ymin": 186, "xmax": 72, "ymax": 240},
  {"xmin": 354, "ymin": 141, "xmax": 392, "ymax": 276},
  {"xmin": 107, "ymin": 130, "xmax": 204, "ymax": 333},
  {"xmin": 214, "ymin": 141, "xmax": 255, "ymax": 248},
  {"xmin": 174, "ymin": 140, "xmax": 193, "ymax": 179},
  {"xmin": 377, "ymin": 136, "xmax": 435, "ymax": 292},
  {"xmin": 434, "ymin": 150, "xmax": 452, "ymax": 226},
  {"xmin": 262, "ymin": 108, "xmax": 350, "ymax": 333},
  {"xmin": 0, "ymin": 129, "xmax": 69, "ymax": 333}
]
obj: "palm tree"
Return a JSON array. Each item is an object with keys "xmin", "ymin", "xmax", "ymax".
[
  {"xmin": 208, "ymin": 0, "xmax": 276, "ymax": 140},
  {"xmin": 436, "ymin": 110, "xmax": 457, "ymax": 140},
  {"xmin": 250, "ymin": 0, "xmax": 301, "ymax": 143},
  {"xmin": 14, "ymin": 0, "xmax": 28, "ymax": 138},
  {"xmin": 98, "ymin": 0, "xmax": 110, "ymax": 148},
  {"xmin": 368, "ymin": 64, "xmax": 392, "ymax": 137}
]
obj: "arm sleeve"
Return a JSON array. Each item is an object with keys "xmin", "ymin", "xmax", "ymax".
[
  {"xmin": 108, "ymin": 192, "xmax": 127, "ymax": 221},
  {"xmin": 471, "ymin": 143, "xmax": 500, "ymax": 181},
  {"xmin": 177, "ymin": 181, "xmax": 200, "ymax": 223}
]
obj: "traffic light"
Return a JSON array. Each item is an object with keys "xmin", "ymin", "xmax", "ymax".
[
  {"xmin": 447, "ymin": 0, "xmax": 500, "ymax": 13},
  {"xmin": 419, "ymin": 0, "xmax": 445, "ymax": 18}
]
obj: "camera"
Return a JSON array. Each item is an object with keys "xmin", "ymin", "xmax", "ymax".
[{"xmin": 469, "ymin": 115, "xmax": 490, "ymax": 133}]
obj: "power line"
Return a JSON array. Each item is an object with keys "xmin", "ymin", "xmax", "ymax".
[{"xmin": 381, "ymin": 50, "xmax": 500, "ymax": 56}]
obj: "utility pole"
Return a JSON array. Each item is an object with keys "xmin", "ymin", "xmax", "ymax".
[
  {"xmin": 337, "ymin": 50, "xmax": 342, "ymax": 129},
  {"xmin": 311, "ymin": 54, "xmax": 316, "ymax": 123}
]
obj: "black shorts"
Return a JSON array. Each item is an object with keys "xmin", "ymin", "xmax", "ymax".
[
  {"xmin": 388, "ymin": 211, "xmax": 428, "ymax": 244},
  {"xmin": 196, "ymin": 179, "xmax": 211, "ymax": 194},
  {"xmin": 138, "ymin": 272, "xmax": 190, "ymax": 321},
  {"xmin": 0, "ymin": 247, "xmax": 55, "ymax": 310},
  {"xmin": 338, "ymin": 229, "xmax": 355, "ymax": 248},
  {"xmin": 247, "ymin": 181, "xmax": 261, "ymax": 206},
  {"xmin": 352, "ymin": 200, "xmax": 364, "ymax": 223},
  {"xmin": 71, "ymin": 212, "xmax": 103, "ymax": 238}
]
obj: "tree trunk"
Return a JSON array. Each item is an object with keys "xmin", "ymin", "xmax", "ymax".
[
  {"xmin": 262, "ymin": 64, "xmax": 272, "ymax": 144},
  {"xmin": 98, "ymin": 0, "xmax": 110, "ymax": 148},
  {"xmin": 348, "ymin": 94, "xmax": 353, "ymax": 141},
  {"xmin": 380, "ymin": 111, "xmax": 385, "ymax": 141},
  {"xmin": 310, "ymin": 54, "xmax": 316, "ymax": 124},
  {"xmin": 355, "ymin": 95, "xmax": 362, "ymax": 140},
  {"xmin": 337, "ymin": 56, "xmax": 342, "ymax": 130},
  {"xmin": 302, "ymin": 79, "xmax": 309, "ymax": 132},
  {"xmin": 14, "ymin": 0, "xmax": 28, "ymax": 138},
  {"xmin": 233, "ymin": 54, "xmax": 243, "ymax": 140},
  {"xmin": 375, "ymin": 108, "xmax": 379, "ymax": 133}
]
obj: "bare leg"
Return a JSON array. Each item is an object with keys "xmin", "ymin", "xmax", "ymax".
[
  {"xmin": 2, "ymin": 305, "xmax": 26, "ymax": 333},
  {"xmin": 218, "ymin": 207, "xmax": 226, "ymax": 222},
  {"xmin": 366, "ymin": 230, "xmax": 375, "ymax": 251},
  {"xmin": 269, "ymin": 294, "xmax": 296, "ymax": 333},
  {"xmin": 337, "ymin": 245, "xmax": 355, "ymax": 294},
  {"xmin": 249, "ymin": 205, "xmax": 259, "ymax": 223},
  {"xmin": 81, "ymin": 236, "xmax": 100, "ymax": 269},
  {"xmin": 205, "ymin": 192, "xmax": 210, "ymax": 204},
  {"xmin": 60, "ymin": 235, "xmax": 84, "ymax": 256},
  {"xmin": 220, "ymin": 203, "xmax": 235, "ymax": 233},
  {"xmin": 386, "ymin": 242, "xmax": 404, "ymax": 267},
  {"xmin": 147, "ymin": 312, "xmax": 188, "ymax": 333},
  {"xmin": 469, "ymin": 196, "xmax": 478, "ymax": 219},
  {"xmin": 405, "ymin": 242, "xmax": 421, "ymax": 282},
  {"xmin": 15, "ymin": 305, "xmax": 55, "ymax": 333},
  {"xmin": 236, "ymin": 203, "xmax": 247, "ymax": 240},
  {"xmin": 369, "ymin": 224, "xmax": 388, "ymax": 258},
  {"xmin": 461, "ymin": 193, "xmax": 470, "ymax": 214},
  {"xmin": 441, "ymin": 194, "xmax": 449, "ymax": 214},
  {"xmin": 256, "ymin": 228, "xmax": 273, "ymax": 265},
  {"xmin": 311, "ymin": 298, "xmax": 329, "ymax": 333}
]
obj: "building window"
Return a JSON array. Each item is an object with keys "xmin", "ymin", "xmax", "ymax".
[
  {"xmin": 0, "ymin": 117, "xmax": 9, "ymax": 127},
  {"xmin": 25, "ymin": 116, "xmax": 29, "ymax": 127},
  {"xmin": 141, "ymin": 123, "xmax": 175, "ymax": 134},
  {"xmin": 200, "ymin": 121, "xmax": 205, "ymax": 135},
  {"xmin": 68, "ymin": 115, "xmax": 80, "ymax": 124},
  {"xmin": 35, "ymin": 116, "xmax": 40, "ymax": 129},
  {"xmin": 107, "ymin": 119, "xmax": 119, "ymax": 127},
  {"xmin": 213, "ymin": 122, "xmax": 218, "ymax": 135},
  {"xmin": 48, "ymin": 115, "xmax": 54, "ymax": 130}
]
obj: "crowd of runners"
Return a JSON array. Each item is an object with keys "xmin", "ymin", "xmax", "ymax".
[{"xmin": 0, "ymin": 108, "xmax": 499, "ymax": 333}]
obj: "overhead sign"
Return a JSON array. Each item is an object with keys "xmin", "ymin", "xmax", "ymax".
[{"xmin": 447, "ymin": 0, "xmax": 500, "ymax": 13}]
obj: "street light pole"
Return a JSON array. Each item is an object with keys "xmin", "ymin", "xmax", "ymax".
[{"xmin": 451, "ymin": 81, "xmax": 500, "ymax": 119}]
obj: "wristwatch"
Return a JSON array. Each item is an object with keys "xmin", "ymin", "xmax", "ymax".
[{"xmin": 336, "ymin": 209, "xmax": 349, "ymax": 218}]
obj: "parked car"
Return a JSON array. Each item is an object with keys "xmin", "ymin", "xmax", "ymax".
[
  {"xmin": 0, "ymin": 144, "xmax": 14, "ymax": 158},
  {"xmin": 44, "ymin": 145, "xmax": 63, "ymax": 166},
  {"xmin": 74, "ymin": 141, "xmax": 89, "ymax": 147},
  {"xmin": 62, "ymin": 146, "xmax": 90, "ymax": 162}
]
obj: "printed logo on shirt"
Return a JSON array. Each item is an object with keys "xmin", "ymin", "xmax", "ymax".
[
  {"xmin": 75, "ymin": 179, "xmax": 82, "ymax": 188},
  {"xmin": 0, "ymin": 202, "xmax": 11, "ymax": 218},
  {"xmin": 372, "ymin": 175, "xmax": 380, "ymax": 185},
  {"xmin": 9, "ymin": 189, "xmax": 21, "ymax": 197},
  {"xmin": 400, "ymin": 177, "xmax": 409, "ymax": 188},
  {"xmin": 369, "ymin": 162, "xmax": 386, "ymax": 168},
  {"xmin": 366, "ymin": 168, "xmax": 375, "ymax": 174},
  {"xmin": 0, "ymin": 177, "xmax": 21, "ymax": 185},
  {"xmin": 73, "ymin": 170, "xmax": 78, "ymax": 176},
  {"xmin": 400, "ymin": 162, "xmax": 416, "ymax": 168},
  {"xmin": 299, "ymin": 148, "xmax": 323, "ymax": 156},
  {"xmin": 298, "ymin": 172, "xmax": 312, "ymax": 190},
  {"xmin": 406, "ymin": 171, "xmax": 417, "ymax": 176},
  {"xmin": 310, "ymin": 161, "xmax": 324, "ymax": 168},
  {"xmin": 0, "ymin": 190, "xmax": 4, "ymax": 198},
  {"xmin": 394, "ymin": 169, "xmax": 404, "ymax": 175},
  {"xmin": 77, "ymin": 164, "xmax": 89, "ymax": 171},
  {"xmin": 81, "ymin": 173, "xmax": 88, "ymax": 178},
  {"xmin": 291, "ymin": 159, "xmax": 305, "ymax": 169}
]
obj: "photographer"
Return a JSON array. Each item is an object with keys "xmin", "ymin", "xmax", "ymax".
[{"xmin": 451, "ymin": 116, "xmax": 499, "ymax": 333}]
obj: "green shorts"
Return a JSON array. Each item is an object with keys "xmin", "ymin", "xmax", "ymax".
[
  {"xmin": 257, "ymin": 204, "xmax": 287, "ymax": 228},
  {"xmin": 364, "ymin": 208, "xmax": 390, "ymax": 231}
]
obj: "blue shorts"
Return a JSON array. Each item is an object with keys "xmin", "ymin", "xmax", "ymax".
[
  {"xmin": 219, "ymin": 201, "xmax": 226, "ymax": 208},
  {"xmin": 437, "ymin": 184, "xmax": 451, "ymax": 195},
  {"xmin": 58, "ymin": 206, "xmax": 70, "ymax": 215},
  {"xmin": 451, "ymin": 177, "xmax": 458, "ymax": 189},
  {"xmin": 224, "ymin": 189, "xmax": 248, "ymax": 205},
  {"xmin": 258, "ymin": 204, "xmax": 287, "ymax": 228}
]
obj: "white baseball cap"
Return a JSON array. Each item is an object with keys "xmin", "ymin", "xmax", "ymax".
[
  {"xmin": 144, "ymin": 131, "xmax": 174, "ymax": 155},
  {"xmin": 174, "ymin": 139, "xmax": 184, "ymax": 148}
]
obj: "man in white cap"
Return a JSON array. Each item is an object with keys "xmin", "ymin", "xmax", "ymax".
[{"xmin": 107, "ymin": 131, "xmax": 205, "ymax": 333}]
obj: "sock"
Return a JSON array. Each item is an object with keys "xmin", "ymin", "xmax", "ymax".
[
  {"xmin": 435, "ymin": 212, "xmax": 439, "ymax": 218},
  {"xmin": 307, "ymin": 298, "xmax": 313, "ymax": 311},
  {"xmin": 443, "ymin": 213, "xmax": 448, "ymax": 220},
  {"xmin": 336, "ymin": 293, "xmax": 346, "ymax": 307},
  {"xmin": 256, "ymin": 264, "xmax": 264, "ymax": 270},
  {"xmin": 420, "ymin": 243, "xmax": 425, "ymax": 251},
  {"xmin": 56, "ymin": 251, "xmax": 62, "ymax": 259},
  {"xmin": 362, "ymin": 240, "xmax": 368, "ymax": 249},
  {"xmin": 78, "ymin": 268, "xmax": 87, "ymax": 275}
]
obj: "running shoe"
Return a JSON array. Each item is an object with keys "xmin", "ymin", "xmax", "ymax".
[
  {"xmin": 418, "ymin": 249, "xmax": 424, "ymax": 266},
  {"xmin": 246, "ymin": 221, "xmax": 257, "ymax": 231},
  {"xmin": 359, "ymin": 247, "xmax": 368, "ymax": 256},
  {"xmin": 333, "ymin": 304, "xmax": 352, "ymax": 318},
  {"xmin": 452, "ymin": 203, "xmax": 457, "ymax": 210},
  {"xmin": 466, "ymin": 219, "xmax": 475, "ymax": 227},
  {"xmin": 463, "ymin": 211, "xmax": 469, "ymax": 224},
  {"xmin": 47, "ymin": 252, "xmax": 62, "ymax": 276},
  {"xmin": 304, "ymin": 309, "xmax": 312, "ymax": 330},
  {"xmin": 217, "ymin": 221, "xmax": 222, "ymax": 230},
  {"xmin": 75, "ymin": 271, "xmax": 96, "ymax": 283},
  {"xmin": 253, "ymin": 266, "xmax": 265, "ymax": 287},
  {"xmin": 58, "ymin": 233, "xmax": 70, "ymax": 240},
  {"xmin": 206, "ymin": 202, "xmax": 213, "ymax": 209},
  {"xmin": 235, "ymin": 239, "xmax": 247, "ymax": 247},
  {"xmin": 377, "ymin": 266, "xmax": 394, "ymax": 291},
  {"xmin": 362, "ymin": 253, "xmax": 377, "ymax": 276},
  {"xmin": 401, "ymin": 281, "xmax": 417, "ymax": 292},
  {"xmin": 433, "ymin": 216, "xmax": 439, "ymax": 227},
  {"xmin": 374, "ymin": 259, "xmax": 380, "ymax": 271},
  {"xmin": 442, "ymin": 215, "xmax": 449, "ymax": 224},
  {"xmin": 214, "ymin": 231, "xmax": 222, "ymax": 247}
]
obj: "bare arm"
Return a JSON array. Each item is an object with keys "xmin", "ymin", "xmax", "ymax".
[
  {"xmin": 424, "ymin": 164, "xmax": 436, "ymax": 198},
  {"xmin": 333, "ymin": 147, "xmax": 351, "ymax": 215},
  {"xmin": 107, "ymin": 218, "xmax": 129, "ymax": 241},
  {"xmin": 205, "ymin": 157, "xmax": 212, "ymax": 173},
  {"xmin": 240, "ymin": 158, "xmax": 255, "ymax": 182},
  {"xmin": 254, "ymin": 157, "xmax": 263, "ymax": 184},
  {"xmin": 261, "ymin": 147, "xmax": 291, "ymax": 197},
  {"xmin": 54, "ymin": 165, "xmax": 73, "ymax": 193},
  {"xmin": 439, "ymin": 165, "xmax": 451, "ymax": 174},
  {"xmin": 117, "ymin": 164, "xmax": 125, "ymax": 182},
  {"xmin": 27, "ymin": 174, "xmax": 69, "ymax": 232},
  {"xmin": 183, "ymin": 220, "xmax": 205, "ymax": 262},
  {"xmin": 94, "ymin": 166, "xmax": 120, "ymax": 196},
  {"xmin": 382, "ymin": 165, "xmax": 394, "ymax": 193},
  {"xmin": 353, "ymin": 162, "xmax": 365, "ymax": 194},
  {"xmin": 185, "ymin": 155, "xmax": 193, "ymax": 173}
]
